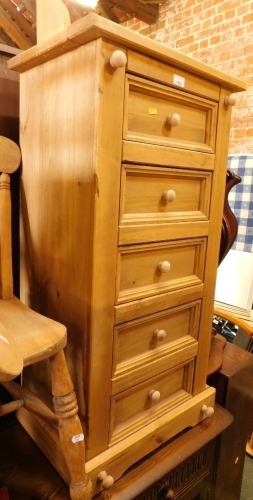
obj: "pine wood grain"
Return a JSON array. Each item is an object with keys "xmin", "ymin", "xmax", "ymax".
[{"xmin": 11, "ymin": 13, "xmax": 246, "ymax": 496}]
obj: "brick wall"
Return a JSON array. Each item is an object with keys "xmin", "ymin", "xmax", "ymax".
[{"xmin": 125, "ymin": 0, "xmax": 253, "ymax": 154}]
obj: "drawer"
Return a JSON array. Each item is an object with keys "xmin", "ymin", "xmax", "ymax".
[
  {"xmin": 119, "ymin": 164, "xmax": 211, "ymax": 244},
  {"xmin": 110, "ymin": 361, "xmax": 194, "ymax": 444},
  {"xmin": 135, "ymin": 441, "xmax": 215, "ymax": 499},
  {"xmin": 112, "ymin": 301, "xmax": 200, "ymax": 393},
  {"xmin": 124, "ymin": 75, "xmax": 218, "ymax": 153},
  {"xmin": 127, "ymin": 49, "xmax": 220, "ymax": 101},
  {"xmin": 116, "ymin": 238, "xmax": 206, "ymax": 304}
]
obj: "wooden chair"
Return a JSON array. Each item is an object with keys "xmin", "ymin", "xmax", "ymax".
[
  {"xmin": 0, "ymin": 136, "xmax": 92, "ymax": 499},
  {"xmin": 210, "ymin": 167, "xmax": 253, "ymax": 458},
  {"xmin": 213, "ymin": 306, "xmax": 253, "ymax": 458},
  {"xmin": 208, "ymin": 169, "xmax": 242, "ymax": 376}
]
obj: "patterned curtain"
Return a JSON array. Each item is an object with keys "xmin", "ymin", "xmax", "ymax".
[{"xmin": 228, "ymin": 155, "xmax": 253, "ymax": 253}]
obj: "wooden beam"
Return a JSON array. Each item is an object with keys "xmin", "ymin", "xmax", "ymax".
[
  {"xmin": 1, "ymin": 0, "xmax": 35, "ymax": 42},
  {"xmin": 10, "ymin": 0, "xmax": 36, "ymax": 19},
  {"xmin": 99, "ymin": 0, "xmax": 120, "ymax": 23},
  {"xmin": 140, "ymin": 0, "xmax": 167, "ymax": 4},
  {"xmin": 104, "ymin": 0, "xmax": 160, "ymax": 24},
  {"xmin": 19, "ymin": 0, "xmax": 36, "ymax": 18},
  {"xmin": 0, "ymin": 26, "xmax": 13, "ymax": 45},
  {"xmin": 0, "ymin": 3, "xmax": 32, "ymax": 48}
]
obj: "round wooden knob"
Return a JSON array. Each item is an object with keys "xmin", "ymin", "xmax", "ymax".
[
  {"xmin": 166, "ymin": 112, "xmax": 181, "ymax": 127},
  {"xmin": 148, "ymin": 389, "xmax": 161, "ymax": 401},
  {"xmin": 157, "ymin": 261, "xmax": 171, "ymax": 273},
  {"xmin": 153, "ymin": 328, "xmax": 166, "ymax": 341},
  {"xmin": 162, "ymin": 189, "xmax": 176, "ymax": 203},
  {"xmin": 97, "ymin": 470, "xmax": 114, "ymax": 489},
  {"xmin": 163, "ymin": 489, "xmax": 175, "ymax": 499},
  {"xmin": 224, "ymin": 94, "xmax": 237, "ymax": 106},
  {"xmin": 110, "ymin": 50, "xmax": 127, "ymax": 68},
  {"xmin": 201, "ymin": 404, "xmax": 214, "ymax": 417}
]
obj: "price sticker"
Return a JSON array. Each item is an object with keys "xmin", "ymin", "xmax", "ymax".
[
  {"xmin": 173, "ymin": 74, "xmax": 185, "ymax": 88},
  {"xmin": 0, "ymin": 333, "xmax": 9, "ymax": 344}
]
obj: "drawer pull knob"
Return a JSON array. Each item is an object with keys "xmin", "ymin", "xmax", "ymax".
[
  {"xmin": 98, "ymin": 470, "xmax": 115, "ymax": 489},
  {"xmin": 166, "ymin": 112, "xmax": 181, "ymax": 127},
  {"xmin": 153, "ymin": 328, "xmax": 166, "ymax": 341},
  {"xmin": 225, "ymin": 94, "xmax": 237, "ymax": 106},
  {"xmin": 162, "ymin": 189, "xmax": 176, "ymax": 203},
  {"xmin": 149, "ymin": 389, "xmax": 161, "ymax": 401},
  {"xmin": 110, "ymin": 50, "xmax": 127, "ymax": 68},
  {"xmin": 201, "ymin": 404, "xmax": 214, "ymax": 417},
  {"xmin": 163, "ymin": 489, "xmax": 175, "ymax": 499},
  {"xmin": 157, "ymin": 261, "xmax": 171, "ymax": 273}
]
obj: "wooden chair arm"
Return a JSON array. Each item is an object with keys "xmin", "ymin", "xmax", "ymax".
[{"xmin": 213, "ymin": 307, "xmax": 253, "ymax": 338}]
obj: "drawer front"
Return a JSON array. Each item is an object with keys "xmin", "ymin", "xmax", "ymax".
[
  {"xmin": 135, "ymin": 441, "xmax": 215, "ymax": 499},
  {"xmin": 127, "ymin": 49, "xmax": 220, "ymax": 101},
  {"xmin": 110, "ymin": 361, "xmax": 194, "ymax": 444},
  {"xmin": 112, "ymin": 301, "xmax": 200, "ymax": 393},
  {"xmin": 124, "ymin": 75, "xmax": 218, "ymax": 153},
  {"xmin": 116, "ymin": 238, "xmax": 206, "ymax": 304},
  {"xmin": 119, "ymin": 164, "xmax": 212, "ymax": 244}
]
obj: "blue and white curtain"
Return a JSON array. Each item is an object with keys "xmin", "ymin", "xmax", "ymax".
[{"xmin": 228, "ymin": 154, "xmax": 253, "ymax": 253}]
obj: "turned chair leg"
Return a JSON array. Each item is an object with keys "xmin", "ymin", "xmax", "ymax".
[{"xmin": 50, "ymin": 350, "xmax": 92, "ymax": 499}]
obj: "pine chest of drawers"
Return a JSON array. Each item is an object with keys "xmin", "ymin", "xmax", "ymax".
[{"xmin": 9, "ymin": 13, "xmax": 246, "ymax": 497}]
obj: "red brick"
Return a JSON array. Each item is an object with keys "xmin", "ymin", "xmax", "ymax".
[
  {"xmin": 217, "ymin": 1, "xmax": 238, "ymax": 14},
  {"xmin": 180, "ymin": 27, "xmax": 191, "ymax": 37},
  {"xmin": 246, "ymin": 22, "xmax": 253, "ymax": 33},
  {"xmin": 182, "ymin": 7, "xmax": 193, "ymax": 19},
  {"xmin": 233, "ymin": 128, "xmax": 246, "ymax": 139},
  {"xmin": 172, "ymin": 13, "xmax": 183, "ymax": 23},
  {"xmin": 196, "ymin": 25, "xmax": 218, "ymax": 40},
  {"xmin": 243, "ymin": 44, "xmax": 253, "ymax": 56},
  {"xmin": 213, "ymin": 14, "xmax": 224, "ymax": 25},
  {"xmin": 203, "ymin": 0, "xmax": 217, "ymax": 11},
  {"xmin": 243, "ymin": 13, "xmax": 253, "ymax": 24},
  {"xmin": 192, "ymin": 4, "xmax": 202, "ymax": 15},
  {"xmin": 246, "ymin": 128, "xmax": 253, "ymax": 137},
  {"xmin": 225, "ymin": 8, "xmax": 236, "ymax": 19},
  {"xmin": 218, "ymin": 18, "xmax": 239, "ymax": 32},
  {"xmin": 201, "ymin": 18, "xmax": 213, "ymax": 30},
  {"xmin": 184, "ymin": 0, "xmax": 196, "ymax": 8},
  {"xmin": 237, "ymin": 3, "xmax": 250, "ymax": 16},
  {"xmin": 199, "ymin": 39, "xmax": 209, "ymax": 49},
  {"xmin": 188, "ymin": 42, "xmax": 199, "ymax": 53},
  {"xmin": 234, "ymin": 27, "xmax": 246, "ymax": 37},
  {"xmin": 245, "ymin": 55, "xmax": 253, "ymax": 66},
  {"xmin": 176, "ymin": 20, "xmax": 191, "ymax": 31},
  {"xmin": 176, "ymin": 35, "xmax": 195, "ymax": 47},
  {"xmin": 210, "ymin": 34, "xmax": 221, "ymax": 45}
]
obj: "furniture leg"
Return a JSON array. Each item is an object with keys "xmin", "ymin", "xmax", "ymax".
[{"xmin": 50, "ymin": 350, "xmax": 92, "ymax": 499}]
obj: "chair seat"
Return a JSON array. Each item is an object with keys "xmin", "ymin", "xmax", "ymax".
[
  {"xmin": 0, "ymin": 296, "xmax": 67, "ymax": 367},
  {"xmin": 0, "ymin": 322, "xmax": 23, "ymax": 382}
]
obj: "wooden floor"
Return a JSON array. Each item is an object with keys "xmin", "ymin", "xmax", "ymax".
[{"xmin": 0, "ymin": 414, "xmax": 70, "ymax": 499}]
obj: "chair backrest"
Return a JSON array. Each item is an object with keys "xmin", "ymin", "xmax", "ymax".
[
  {"xmin": 219, "ymin": 169, "xmax": 241, "ymax": 265},
  {"xmin": 0, "ymin": 136, "xmax": 21, "ymax": 300}
]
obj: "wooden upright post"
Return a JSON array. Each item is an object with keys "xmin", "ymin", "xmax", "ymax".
[{"xmin": 36, "ymin": 0, "xmax": 71, "ymax": 43}]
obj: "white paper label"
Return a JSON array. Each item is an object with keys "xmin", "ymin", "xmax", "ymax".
[
  {"xmin": 173, "ymin": 74, "xmax": 185, "ymax": 88},
  {"xmin": 0, "ymin": 333, "xmax": 9, "ymax": 344},
  {"xmin": 72, "ymin": 433, "xmax": 84, "ymax": 444}
]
